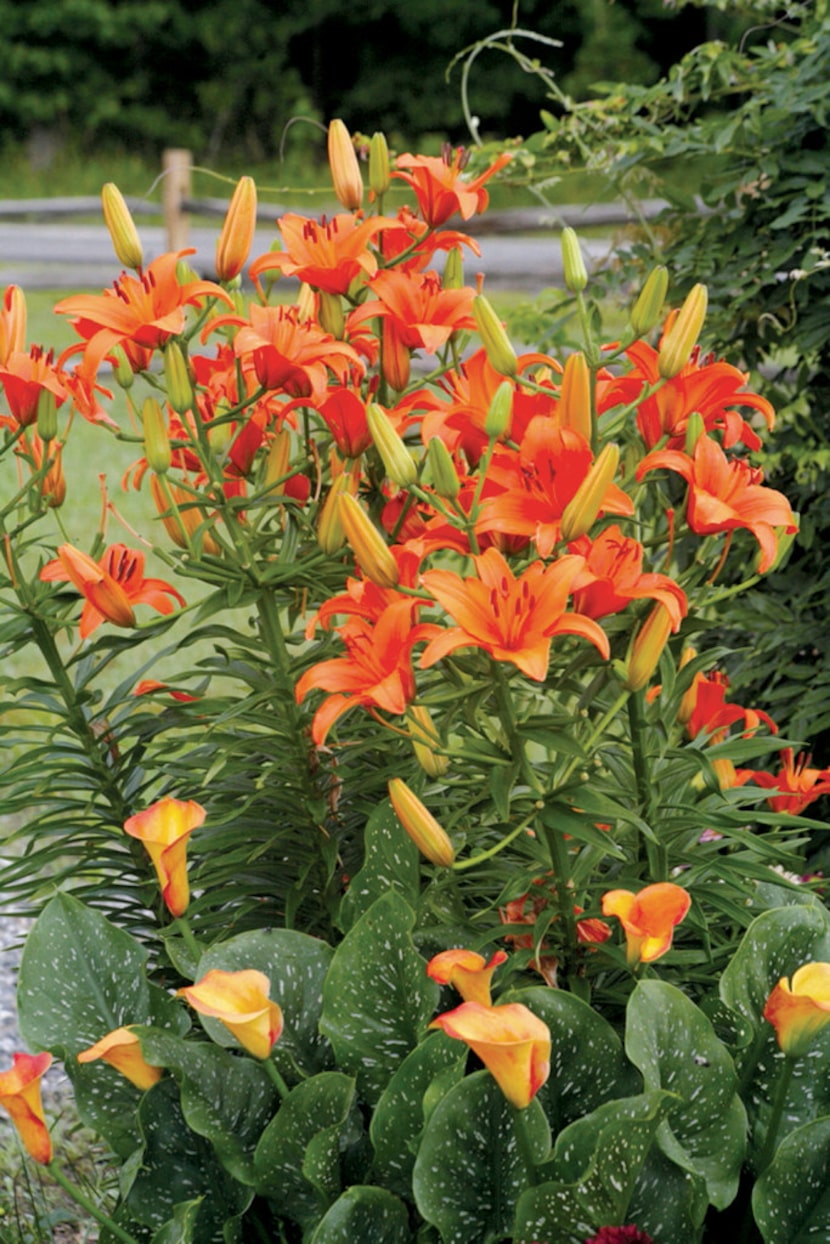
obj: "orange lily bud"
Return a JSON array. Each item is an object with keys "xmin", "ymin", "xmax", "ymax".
[
  {"xmin": 485, "ymin": 380, "xmax": 514, "ymax": 439},
  {"xmin": 426, "ymin": 948, "xmax": 508, "ymax": 1007},
  {"xmin": 142, "ymin": 397, "xmax": 172, "ymax": 475},
  {"xmin": 369, "ymin": 131, "xmax": 391, "ymax": 197},
  {"xmin": 263, "ymin": 429, "xmax": 292, "ymax": 496},
  {"xmin": 561, "ymin": 226, "xmax": 588, "ymax": 293},
  {"xmin": 328, "ymin": 119, "xmax": 363, "ymax": 211},
  {"xmin": 366, "ymin": 402, "xmax": 417, "ymax": 487},
  {"xmin": 36, "ymin": 387, "xmax": 58, "ymax": 443},
  {"xmin": 629, "ymin": 265, "xmax": 669, "ymax": 336},
  {"xmin": 472, "ymin": 296, "xmax": 517, "ymax": 378},
  {"xmin": 430, "ymin": 1001, "xmax": 551, "ymax": 1109},
  {"xmin": 163, "ymin": 340, "xmax": 195, "ymax": 415},
  {"xmin": 601, "ymin": 882, "xmax": 691, "ymax": 966},
  {"xmin": 178, "ymin": 968, "xmax": 283, "ymax": 1060},
  {"xmin": 675, "ymin": 646, "xmax": 699, "ymax": 725},
  {"xmin": 318, "ymin": 472, "xmax": 350, "ymax": 554},
  {"xmin": 658, "ymin": 283, "xmax": 708, "ymax": 379},
  {"xmin": 558, "ymin": 351, "xmax": 591, "ymax": 441},
  {"xmin": 763, "ymin": 962, "xmax": 830, "ymax": 1057},
  {"xmin": 623, "ymin": 604, "xmax": 673, "ymax": 693},
  {"xmin": 77, "ymin": 1027, "xmax": 163, "ymax": 1091},
  {"xmin": 407, "ymin": 704, "xmax": 449, "ymax": 777},
  {"xmin": 560, "ymin": 442, "xmax": 620, "ymax": 542},
  {"xmin": 442, "ymin": 247, "xmax": 464, "ymax": 291},
  {"xmin": 381, "ymin": 319, "xmax": 411, "ymax": 392},
  {"xmin": 36, "ymin": 438, "xmax": 66, "ymax": 509},
  {"xmin": 0, "ymin": 284, "xmax": 27, "ymax": 362},
  {"xmin": 101, "ymin": 182, "xmax": 143, "ymax": 270},
  {"xmin": 123, "ymin": 796, "xmax": 206, "ymax": 918},
  {"xmin": 150, "ymin": 475, "xmax": 222, "ymax": 556},
  {"xmin": 215, "ymin": 175, "xmax": 257, "ymax": 281},
  {"xmin": 318, "ymin": 291, "xmax": 346, "ymax": 339},
  {"xmin": 338, "ymin": 492, "xmax": 399, "ymax": 589},
  {"xmin": 0, "ymin": 1052, "xmax": 53, "ymax": 1164},
  {"xmin": 426, "ymin": 436, "xmax": 461, "ymax": 500},
  {"xmin": 388, "ymin": 777, "xmax": 455, "ymax": 867}
]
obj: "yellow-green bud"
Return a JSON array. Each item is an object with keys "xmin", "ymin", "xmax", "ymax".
[
  {"xmin": 369, "ymin": 131, "xmax": 391, "ymax": 197},
  {"xmin": 101, "ymin": 183, "xmax": 143, "ymax": 270},
  {"xmin": 684, "ymin": 410, "xmax": 705, "ymax": 456},
  {"xmin": 338, "ymin": 492, "xmax": 399, "ymax": 589},
  {"xmin": 426, "ymin": 437, "xmax": 461, "ymax": 500},
  {"xmin": 142, "ymin": 397, "xmax": 172, "ymax": 475},
  {"xmin": 110, "ymin": 345, "xmax": 135, "ymax": 389},
  {"xmin": 485, "ymin": 380, "xmax": 514, "ymax": 439},
  {"xmin": 317, "ymin": 473, "xmax": 349, "ymax": 554},
  {"xmin": 472, "ymin": 295, "xmax": 517, "ymax": 378},
  {"xmin": 317, "ymin": 291, "xmax": 345, "ymax": 338},
  {"xmin": 407, "ymin": 705, "xmax": 449, "ymax": 778},
  {"xmin": 623, "ymin": 605, "xmax": 673, "ymax": 693},
  {"xmin": 629, "ymin": 265, "xmax": 669, "ymax": 336},
  {"xmin": 263, "ymin": 429, "xmax": 292, "ymax": 497},
  {"xmin": 560, "ymin": 442, "xmax": 620, "ymax": 542},
  {"xmin": 442, "ymin": 247, "xmax": 464, "ymax": 291},
  {"xmin": 561, "ymin": 226, "xmax": 588, "ymax": 293},
  {"xmin": 366, "ymin": 403, "xmax": 418, "ymax": 487},
  {"xmin": 658, "ymin": 284, "xmax": 708, "ymax": 380},
  {"xmin": 328, "ymin": 118, "xmax": 363, "ymax": 211},
  {"xmin": 36, "ymin": 388, "xmax": 58, "ymax": 443},
  {"xmin": 388, "ymin": 778, "xmax": 455, "ymax": 867},
  {"xmin": 163, "ymin": 340, "xmax": 195, "ymax": 415}
]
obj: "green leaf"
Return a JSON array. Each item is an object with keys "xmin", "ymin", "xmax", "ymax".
[
  {"xmin": 370, "ymin": 1031, "xmax": 467, "ymax": 1196},
  {"xmin": 17, "ymin": 893, "xmax": 152, "ymax": 1057},
  {"xmin": 627, "ymin": 1147, "xmax": 709, "ymax": 1244},
  {"xmin": 514, "ymin": 1092, "xmax": 670, "ymax": 1244},
  {"xmin": 338, "ymin": 798, "xmax": 420, "ymax": 931},
  {"xmin": 413, "ymin": 1071, "xmax": 550, "ymax": 1244},
  {"xmin": 197, "ymin": 926, "xmax": 334, "ymax": 1079},
  {"xmin": 151, "ymin": 1199, "xmax": 202, "ymax": 1244},
  {"xmin": 253, "ymin": 1071, "xmax": 355, "ymax": 1223},
  {"xmin": 138, "ymin": 1030, "xmax": 277, "ymax": 1185},
  {"xmin": 309, "ymin": 1186, "xmax": 411, "ymax": 1243},
  {"xmin": 625, "ymin": 980, "xmax": 746, "ymax": 1208},
  {"xmin": 752, "ymin": 1117, "xmax": 830, "ymax": 1243},
  {"xmin": 539, "ymin": 803, "xmax": 626, "ymax": 857},
  {"xmin": 319, "ymin": 891, "xmax": 438, "ymax": 1105}
]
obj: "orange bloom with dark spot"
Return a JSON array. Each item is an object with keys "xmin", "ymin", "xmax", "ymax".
[
  {"xmin": 40, "ymin": 542, "xmax": 185, "ymax": 638},
  {"xmin": 250, "ymin": 212, "xmax": 397, "ymax": 296},
  {"xmin": 569, "ymin": 525, "xmax": 687, "ymax": 627},
  {"xmin": 351, "ymin": 268, "xmax": 476, "ymax": 356},
  {"xmin": 393, "ymin": 147, "xmax": 512, "ymax": 227}
]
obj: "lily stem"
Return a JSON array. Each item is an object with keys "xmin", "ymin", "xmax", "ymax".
[
  {"xmin": 47, "ymin": 1163, "xmax": 141, "ymax": 1244},
  {"xmin": 756, "ymin": 1054, "xmax": 796, "ymax": 1174}
]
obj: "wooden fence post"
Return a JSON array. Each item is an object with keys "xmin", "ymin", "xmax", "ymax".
[{"xmin": 162, "ymin": 149, "xmax": 192, "ymax": 252}]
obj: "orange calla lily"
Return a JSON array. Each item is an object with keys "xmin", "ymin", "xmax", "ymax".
[
  {"xmin": 430, "ymin": 1001, "xmax": 550, "ymax": 1109},
  {"xmin": 178, "ymin": 968, "xmax": 283, "ymax": 1060},
  {"xmin": 393, "ymin": 147, "xmax": 512, "ymax": 227},
  {"xmin": 602, "ymin": 882, "xmax": 691, "ymax": 965},
  {"xmin": 0, "ymin": 1052, "xmax": 52, "ymax": 1164},
  {"xmin": 426, "ymin": 948, "xmax": 508, "ymax": 1007},
  {"xmin": 123, "ymin": 796, "xmax": 205, "ymax": 917},
  {"xmin": 77, "ymin": 1027, "xmax": 163, "ymax": 1090},
  {"xmin": 420, "ymin": 546, "xmax": 609, "ymax": 681},
  {"xmin": 40, "ymin": 542, "xmax": 185, "ymax": 638},
  {"xmin": 762, "ymin": 962, "xmax": 830, "ymax": 1056}
]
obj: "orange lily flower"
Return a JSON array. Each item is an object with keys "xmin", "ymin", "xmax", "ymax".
[
  {"xmin": 478, "ymin": 421, "xmax": 635, "ymax": 559},
  {"xmin": 682, "ymin": 668, "xmax": 776, "ymax": 743},
  {"xmin": 315, "ymin": 385, "xmax": 374, "ymax": 459},
  {"xmin": 295, "ymin": 599, "xmax": 433, "ymax": 745},
  {"xmin": 250, "ymin": 212, "xmax": 397, "ymax": 296},
  {"xmin": 426, "ymin": 948, "xmax": 508, "ymax": 1006},
  {"xmin": 0, "ymin": 346, "xmax": 69, "ymax": 428},
  {"xmin": 743, "ymin": 748, "xmax": 830, "ymax": 815},
  {"xmin": 0, "ymin": 284, "xmax": 27, "ymax": 363},
  {"xmin": 430, "ymin": 1001, "xmax": 550, "ymax": 1109},
  {"xmin": 123, "ymin": 796, "xmax": 206, "ymax": 917},
  {"xmin": 55, "ymin": 250, "xmax": 231, "ymax": 381},
  {"xmin": 637, "ymin": 434, "xmax": 797, "ymax": 573},
  {"xmin": 178, "ymin": 968, "xmax": 283, "ymax": 1060},
  {"xmin": 77, "ymin": 1027, "xmax": 163, "ymax": 1090},
  {"xmin": 420, "ymin": 547, "xmax": 609, "ymax": 682},
  {"xmin": 351, "ymin": 268, "xmax": 476, "ymax": 356},
  {"xmin": 569, "ymin": 526, "xmax": 687, "ymax": 627},
  {"xmin": 601, "ymin": 882, "xmax": 691, "ymax": 966},
  {"xmin": 393, "ymin": 146, "xmax": 512, "ymax": 227},
  {"xmin": 40, "ymin": 542, "xmax": 186, "ymax": 638},
  {"xmin": 0, "ymin": 1052, "xmax": 53, "ymax": 1164},
  {"xmin": 763, "ymin": 962, "xmax": 830, "ymax": 1056}
]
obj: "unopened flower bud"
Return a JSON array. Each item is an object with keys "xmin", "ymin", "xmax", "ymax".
[
  {"xmin": 658, "ymin": 284, "xmax": 708, "ymax": 379},
  {"xmin": 381, "ymin": 321, "xmax": 411, "ymax": 392},
  {"xmin": 559, "ymin": 351, "xmax": 591, "ymax": 441},
  {"xmin": 318, "ymin": 472, "xmax": 349, "ymax": 554},
  {"xmin": 407, "ymin": 706, "xmax": 449, "ymax": 778},
  {"xmin": 328, "ymin": 119, "xmax": 363, "ymax": 211},
  {"xmin": 163, "ymin": 340, "xmax": 195, "ymax": 415},
  {"xmin": 366, "ymin": 403, "xmax": 417, "ymax": 487},
  {"xmin": 426, "ymin": 437, "xmax": 461, "ymax": 500},
  {"xmin": 36, "ymin": 388, "xmax": 57, "ymax": 442},
  {"xmin": 215, "ymin": 175, "xmax": 258, "ymax": 281},
  {"xmin": 318, "ymin": 291, "xmax": 345, "ymax": 339},
  {"xmin": 624, "ymin": 604, "xmax": 673, "ymax": 693},
  {"xmin": 0, "ymin": 284, "xmax": 27, "ymax": 361},
  {"xmin": 150, "ymin": 475, "xmax": 222, "ymax": 556},
  {"xmin": 142, "ymin": 398, "xmax": 172, "ymax": 474},
  {"xmin": 296, "ymin": 282, "xmax": 317, "ymax": 322},
  {"xmin": 388, "ymin": 778, "xmax": 455, "ymax": 866},
  {"xmin": 43, "ymin": 441, "xmax": 66, "ymax": 509},
  {"xmin": 684, "ymin": 410, "xmax": 705, "ymax": 456},
  {"xmin": 560, "ymin": 442, "xmax": 620, "ymax": 542},
  {"xmin": 101, "ymin": 183, "xmax": 143, "ymax": 270},
  {"xmin": 442, "ymin": 247, "xmax": 464, "ymax": 291},
  {"xmin": 561, "ymin": 226, "xmax": 588, "ymax": 293},
  {"xmin": 207, "ymin": 401, "xmax": 233, "ymax": 458},
  {"xmin": 369, "ymin": 131, "xmax": 391, "ymax": 197},
  {"xmin": 339, "ymin": 492, "xmax": 399, "ymax": 588},
  {"xmin": 473, "ymin": 296, "xmax": 517, "ymax": 378},
  {"xmin": 110, "ymin": 345, "xmax": 135, "ymax": 389},
  {"xmin": 629, "ymin": 265, "xmax": 669, "ymax": 336},
  {"xmin": 485, "ymin": 380, "xmax": 514, "ymax": 439},
  {"xmin": 676, "ymin": 646, "xmax": 699, "ymax": 725},
  {"xmin": 263, "ymin": 429, "xmax": 292, "ymax": 497}
]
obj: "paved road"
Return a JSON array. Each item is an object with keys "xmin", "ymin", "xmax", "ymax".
[{"xmin": 0, "ymin": 221, "xmax": 611, "ymax": 294}]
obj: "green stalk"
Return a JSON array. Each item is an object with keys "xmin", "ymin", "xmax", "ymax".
[
  {"xmin": 47, "ymin": 1163, "xmax": 140, "ymax": 1244},
  {"xmin": 755, "ymin": 1055, "xmax": 796, "ymax": 1174},
  {"xmin": 627, "ymin": 691, "xmax": 666, "ymax": 880},
  {"xmin": 263, "ymin": 1058, "xmax": 291, "ymax": 1101}
]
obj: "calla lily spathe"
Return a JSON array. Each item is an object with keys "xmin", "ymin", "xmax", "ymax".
[
  {"xmin": 602, "ymin": 882, "xmax": 691, "ymax": 965},
  {"xmin": 763, "ymin": 962, "xmax": 830, "ymax": 1056},
  {"xmin": 123, "ymin": 796, "xmax": 206, "ymax": 917},
  {"xmin": 0, "ymin": 1052, "xmax": 53, "ymax": 1164},
  {"xmin": 430, "ymin": 1001, "xmax": 550, "ymax": 1109},
  {"xmin": 179, "ymin": 968, "xmax": 283, "ymax": 1060},
  {"xmin": 77, "ymin": 1027, "xmax": 162, "ymax": 1090},
  {"xmin": 426, "ymin": 948, "xmax": 508, "ymax": 1007}
]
